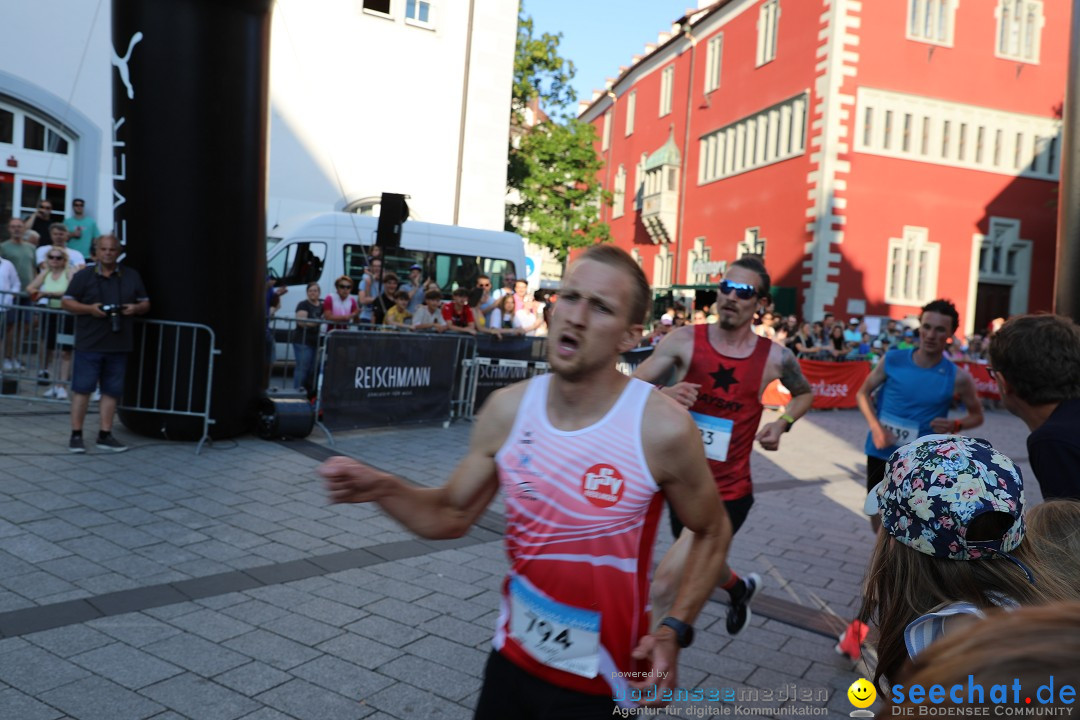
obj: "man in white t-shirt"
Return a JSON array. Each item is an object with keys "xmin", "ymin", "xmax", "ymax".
[
  {"xmin": 410, "ymin": 289, "xmax": 448, "ymax": 332},
  {"xmin": 36, "ymin": 224, "xmax": 86, "ymax": 270}
]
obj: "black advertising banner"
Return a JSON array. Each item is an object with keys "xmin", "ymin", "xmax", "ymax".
[
  {"xmin": 321, "ymin": 332, "xmax": 466, "ymax": 430},
  {"xmin": 474, "ymin": 335, "xmax": 548, "ymax": 362}
]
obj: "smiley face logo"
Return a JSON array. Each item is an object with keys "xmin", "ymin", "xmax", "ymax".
[{"xmin": 848, "ymin": 678, "xmax": 877, "ymax": 709}]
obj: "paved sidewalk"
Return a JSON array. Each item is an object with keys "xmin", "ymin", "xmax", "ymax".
[{"xmin": 0, "ymin": 394, "xmax": 1035, "ymax": 719}]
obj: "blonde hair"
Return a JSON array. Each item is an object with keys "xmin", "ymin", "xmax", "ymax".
[{"xmin": 1026, "ymin": 500, "xmax": 1080, "ymax": 599}]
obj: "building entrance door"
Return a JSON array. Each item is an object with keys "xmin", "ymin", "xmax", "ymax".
[{"xmin": 973, "ymin": 282, "xmax": 1012, "ymax": 335}]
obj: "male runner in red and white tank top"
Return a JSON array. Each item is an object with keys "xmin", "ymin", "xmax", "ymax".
[
  {"xmin": 634, "ymin": 255, "xmax": 814, "ymax": 635},
  {"xmin": 322, "ymin": 245, "xmax": 732, "ymax": 719}
]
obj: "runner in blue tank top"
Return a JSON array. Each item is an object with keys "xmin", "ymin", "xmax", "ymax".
[
  {"xmin": 855, "ymin": 299, "xmax": 984, "ymax": 532},
  {"xmin": 836, "ymin": 299, "xmax": 986, "ymax": 662}
]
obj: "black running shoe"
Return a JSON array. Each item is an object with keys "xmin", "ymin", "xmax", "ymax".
[
  {"xmin": 37, "ymin": 370, "xmax": 50, "ymax": 386},
  {"xmin": 68, "ymin": 435, "xmax": 85, "ymax": 454},
  {"xmin": 725, "ymin": 572, "xmax": 762, "ymax": 636},
  {"xmin": 95, "ymin": 433, "xmax": 128, "ymax": 452}
]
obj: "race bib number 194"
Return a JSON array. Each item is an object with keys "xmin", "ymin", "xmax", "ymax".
[{"xmin": 508, "ymin": 577, "xmax": 601, "ymax": 679}]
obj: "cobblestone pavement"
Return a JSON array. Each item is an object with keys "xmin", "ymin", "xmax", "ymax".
[{"xmin": 0, "ymin": 394, "xmax": 1036, "ymax": 719}]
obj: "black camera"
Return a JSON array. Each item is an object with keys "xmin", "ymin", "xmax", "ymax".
[{"xmin": 100, "ymin": 304, "xmax": 122, "ymax": 333}]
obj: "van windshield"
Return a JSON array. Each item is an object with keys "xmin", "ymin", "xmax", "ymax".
[{"xmin": 267, "ymin": 241, "xmax": 326, "ymax": 286}]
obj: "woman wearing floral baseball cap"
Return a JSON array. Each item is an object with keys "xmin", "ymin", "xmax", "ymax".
[{"xmin": 859, "ymin": 434, "xmax": 1073, "ymax": 690}]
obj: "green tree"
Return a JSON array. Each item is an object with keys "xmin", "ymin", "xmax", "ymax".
[{"xmin": 506, "ymin": 6, "xmax": 610, "ymax": 260}]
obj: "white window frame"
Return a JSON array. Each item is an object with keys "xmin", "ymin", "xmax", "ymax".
[
  {"xmin": 404, "ymin": 0, "xmax": 433, "ymax": 27},
  {"xmin": 699, "ymin": 93, "xmax": 807, "ymax": 183},
  {"xmin": 854, "ymin": 87, "xmax": 1061, "ymax": 181},
  {"xmin": 995, "ymin": 0, "xmax": 1043, "ymax": 63},
  {"xmin": 885, "ymin": 226, "xmax": 940, "ymax": 306},
  {"xmin": 704, "ymin": 34, "xmax": 723, "ymax": 93},
  {"xmin": 612, "ymin": 165, "xmax": 626, "ymax": 219},
  {"xmin": 756, "ymin": 0, "xmax": 780, "ymax": 67},
  {"xmin": 979, "ymin": 218, "xmax": 1023, "ymax": 278},
  {"xmin": 686, "ymin": 237, "xmax": 711, "ymax": 285},
  {"xmin": 659, "ymin": 65, "xmax": 674, "ymax": 117},
  {"xmin": 965, "ymin": 217, "xmax": 1032, "ymax": 331},
  {"xmin": 602, "ymin": 110, "xmax": 612, "ymax": 151},
  {"xmin": 737, "ymin": 227, "xmax": 766, "ymax": 259},
  {"xmin": 625, "ymin": 91, "xmax": 636, "ymax": 136},
  {"xmin": 907, "ymin": 0, "xmax": 958, "ymax": 47},
  {"xmin": 634, "ymin": 153, "xmax": 647, "ymax": 211},
  {"xmin": 653, "ymin": 245, "xmax": 673, "ymax": 289}
]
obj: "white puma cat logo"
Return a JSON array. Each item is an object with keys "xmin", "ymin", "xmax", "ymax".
[{"xmin": 112, "ymin": 32, "xmax": 144, "ymax": 100}]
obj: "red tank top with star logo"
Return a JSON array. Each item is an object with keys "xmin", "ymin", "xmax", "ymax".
[{"xmin": 682, "ymin": 324, "xmax": 773, "ymax": 500}]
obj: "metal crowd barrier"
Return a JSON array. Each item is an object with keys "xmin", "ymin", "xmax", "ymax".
[
  {"xmin": 1, "ymin": 302, "xmax": 218, "ymax": 454},
  {"xmin": 266, "ymin": 314, "xmax": 340, "ymax": 394},
  {"xmin": 461, "ymin": 335, "xmax": 550, "ymax": 419},
  {"xmin": 457, "ymin": 340, "xmax": 668, "ymax": 419},
  {"xmin": 124, "ymin": 318, "xmax": 219, "ymax": 454},
  {"xmin": 0, "ymin": 301, "xmax": 75, "ymax": 400}
]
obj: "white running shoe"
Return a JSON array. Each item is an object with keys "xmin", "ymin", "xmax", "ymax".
[
  {"xmin": 91, "ymin": 389, "xmax": 101, "ymax": 402},
  {"xmin": 1, "ymin": 358, "xmax": 13, "ymax": 371},
  {"xmin": 55, "ymin": 386, "xmax": 68, "ymax": 401},
  {"xmin": 43, "ymin": 386, "xmax": 57, "ymax": 399}
]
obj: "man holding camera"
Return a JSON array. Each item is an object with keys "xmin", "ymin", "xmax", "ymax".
[{"xmin": 61, "ymin": 234, "xmax": 150, "ymax": 453}]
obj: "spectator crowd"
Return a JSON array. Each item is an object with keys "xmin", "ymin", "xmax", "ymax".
[{"xmin": 642, "ymin": 297, "xmax": 1002, "ymax": 366}]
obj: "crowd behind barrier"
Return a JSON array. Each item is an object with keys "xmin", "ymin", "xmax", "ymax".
[
  {"xmin": 3, "ymin": 297, "xmax": 1010, "ymax": 445},
  {"xmin": 0, "ymin": 302, "xmax": 218, "ymax": 453}
]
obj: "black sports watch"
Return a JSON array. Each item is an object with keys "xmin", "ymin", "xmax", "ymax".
[{"xmin": 659, "ymin": 617, "xmax": 695, "ymax": 648}]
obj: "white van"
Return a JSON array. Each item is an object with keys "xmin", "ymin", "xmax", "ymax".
[{"xmin": 266, "ymin": 212, "xmax": 526, "ymax": 322}]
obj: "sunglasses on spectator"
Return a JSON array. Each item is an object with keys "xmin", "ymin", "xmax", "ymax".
[
  {"xmin": 718, "ymin": 280, "xmax": 757, "ymax": 300},
  {"xmin": 48, "ymin": 254, "xmax": 64, "ymax": 260},
  {"xmin": 336, "ymin": 283, "xmax": 352, "ymax": 289},
  {"xmin": 478, "ymin": 283, "xmax": 491, "ymax": 288}
]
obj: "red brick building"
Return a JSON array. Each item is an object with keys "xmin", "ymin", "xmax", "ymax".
[{"xmin": 580, "ymin": 0, "xmax": 1066, "ymax": 334}]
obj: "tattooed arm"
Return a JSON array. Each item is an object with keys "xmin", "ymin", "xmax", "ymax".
[{"xmin": 756, "ymin": 346, "xmax": 814, "ymax": 450}]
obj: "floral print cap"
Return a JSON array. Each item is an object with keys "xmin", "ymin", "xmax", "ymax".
[{"xmin": 864, "ymin": 434, "xmax": 1026, "ymax": 560}]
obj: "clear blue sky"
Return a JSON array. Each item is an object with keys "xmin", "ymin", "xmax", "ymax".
[{"xmin": 522, "ymin": 0, "xmax": 694, "ymax": 112}]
